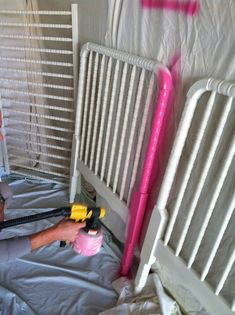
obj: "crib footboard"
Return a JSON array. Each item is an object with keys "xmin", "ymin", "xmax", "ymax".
[{"xmin": 135, "ymin": 78, "xmax": 235, "ymax": 315}]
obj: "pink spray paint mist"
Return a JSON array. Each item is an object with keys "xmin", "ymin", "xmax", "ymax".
[{"xmin": 141, "ymin": 0, "xmax": 200, "ymax": 16}]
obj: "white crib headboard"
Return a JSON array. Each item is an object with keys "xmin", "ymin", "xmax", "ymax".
[
  {"xmin": 0, "ymin": 5, "xmax": 78, "ymax": 183},
  {"xmin": 135, "ymin": 78, "xmax": 235, "ymax": 315},
  {"xmin": 70, "ymin": 42, "xmax": 170, "ymax": 221}
]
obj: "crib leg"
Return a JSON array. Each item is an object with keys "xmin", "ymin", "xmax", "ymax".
[{"xmin": 134, "ymin": 205, "xmax": 168, "ymax": 291}]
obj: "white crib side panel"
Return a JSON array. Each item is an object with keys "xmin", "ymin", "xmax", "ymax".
[{"xmin": 135, "ymin": 78, "xmax": 235, "ymax": 315}]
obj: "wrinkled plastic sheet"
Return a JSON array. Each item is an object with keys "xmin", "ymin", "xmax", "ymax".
[
  {"xmin": 100, "ymin": 274, "xmax": 182, "ymax": 315},
  {"xmin": 0, "ymin": 176, "xmax": 120, "ymax": 315},
  {"xmin": 0, "ymin": 175, "xmax": 185, "ymax": 315}
]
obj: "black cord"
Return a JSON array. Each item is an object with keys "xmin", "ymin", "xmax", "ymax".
[
  {"xmin": 99, "ymin": 220, "xmax": 124, "ymax": 251},
  {"xmin": 0, "ymin": 207, "xmax": 71, "ymax": 231}
]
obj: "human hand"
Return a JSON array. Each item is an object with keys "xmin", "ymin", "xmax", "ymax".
[{"xmin": 52, "ymin": 219, "xmax": 86, "ymax": 243}]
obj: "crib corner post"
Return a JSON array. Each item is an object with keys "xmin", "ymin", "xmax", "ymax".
[{"xmin": 134, "ymin": 205, "xmax": 168, "ymax": 290}]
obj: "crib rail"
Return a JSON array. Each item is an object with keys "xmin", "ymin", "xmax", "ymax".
[
  {"xmin": 135, "ymin": 78, "xmax": 235, "ymax": 315},
  {"xmin": 0, "ymin": 4, "xmax": 78, "ymax": 183}
]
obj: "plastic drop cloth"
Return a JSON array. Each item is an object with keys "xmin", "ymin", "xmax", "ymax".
[
  {"xmin": 99, "ymin": 274, "xmax": 182, "ymax": 315},
  {"xmin": 0, "ymin": 175, "xmax": 182, "ymax": 315},
  {"xmin": 0, "ymin": 176, "xmax": 120, "ymax": 315},
  {"xmin": 1, "ymin": 0, "xmax": 235, "ymax": 314}
]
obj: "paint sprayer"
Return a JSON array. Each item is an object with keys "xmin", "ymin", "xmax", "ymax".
[{"xmin": 0, "ymin": 203, "xmax": 106, "ymax": 256}]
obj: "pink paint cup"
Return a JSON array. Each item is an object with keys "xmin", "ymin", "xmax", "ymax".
[{"xmin": 72, "ymin": 230, "xmax": 103, "ymax": 256}]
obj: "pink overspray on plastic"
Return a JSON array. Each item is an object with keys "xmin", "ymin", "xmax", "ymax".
[
  {"xmin": 141, "ymin": 0, "xmax": 200, "ymax": 16},
  {"xmin": 72, "ymin": 230, "xmax": 103, "ymax": 256}
]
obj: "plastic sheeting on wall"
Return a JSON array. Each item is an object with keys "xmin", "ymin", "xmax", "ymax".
[{"xmin": 1, "ymin": 2, "xmax": 234, "ymax": 313}]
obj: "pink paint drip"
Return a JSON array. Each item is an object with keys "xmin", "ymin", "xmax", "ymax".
[{"xmin": 141, "ymin": 0, "xmax": 200, "ymax": 16}]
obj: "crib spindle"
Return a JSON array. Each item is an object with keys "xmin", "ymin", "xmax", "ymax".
[
  {"xmin": 100, "ymin": 60, "xmax": 121, "ymax": 181},
  {"xmin": 107, "ymin": 62, "xmax": 129, "ymax": 187},
  {"xmin": 89, "ymin": 55, "xmax": 106, "ymax": 170}
]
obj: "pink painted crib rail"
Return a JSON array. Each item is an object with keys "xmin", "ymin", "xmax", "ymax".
[{"xmin": 121, "ymin": 68, "xmax": 172, "ymax": 275}]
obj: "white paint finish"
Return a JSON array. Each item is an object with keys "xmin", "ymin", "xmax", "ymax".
[
  {"xmin": 120, "ymin": 68, "xmax": 145, "ymax": 200},
  {"xmin": 71, "ymin": 3, "xmax": 79, "ymax": 111},
  {"xmin": 215, "ymin": 247, "xmax": 235, "ymax": 295},
  {"xmin": 11, "ymin": 164, "xmax": 69, "ymax": 179},
  {"xmin": 0, "ymin": 78, "xmax": 73, "ymax": 91},
  {"xmin": 189, "ymin": 134, "xmax": 235, "ymax": 269},
  {"xmin": 95, "ymin": 57, "xmax": 113, "ymax": 176},
  {"xmin": 135, "ymin": 79, "xmax": 235, "ymax": 315},
  {"xmin": 79, "ymin": 51, "xmax": 94, "ymax": 161},
  {"xmin": 164, "ymin": 91, "xmax": 217, "ymax": 246},
  {"xmin": 84, "ymin": 53, "xmax": 99, "ymax": 165},
  {"xmin": 2, "ymin": 100, "xmax": 73, "ymax": 112},
  {"xmin": 107, "ymin": 62, "xmax": 128, "ymax": 187},
  {"xmin": 8, "ymin": 154, "xmax": 69, "ymax": 170},
  {"xmin": 127, "ymin": 73, "xmax": 155, "ymax": 204},
  {"xmin": 0, "ymin": 88, "xmax": 73, "ymax": 102},
  {"xmin": 156, "ymin": 241, "xmax": 233, "ymax": 315},
  {"xmin": 6, "ymin": 137, "xmax": 71, "ymax": 152},
  {"xmin": 175, "ymin": 96, "xmax": 233, "ymax": 256},
  {"xmin": 0, "ymin": 22, "xmax": 72, "ymax": 28},
  {"xmin": 7, "ymin": 128, "xmax": 72, "ymax": 143},
  {"xmin": 7, "ymin": 118, "xmax": 73, "ymax": 133},
  {"xmin": 78, "ymin": 160, "xmax": 128, "ymax": 222},
  {"xmin": 89, "ymin": 55, "xmax": 106, "ymax": 171},
  {"xmin": 0, "ymin": 10, "xmax": 71, "ymax": 15},
  {"xmin": 4, "ymin": 109, "xmax": 73, "ymax": 123},
  {"xmin": 201, "ymin": 192, "xmax": 235, "ymax": 281},
  {"xmin": 112, "ymin": 66, "xmax": 137, "ymax": 194},
  {"xmin": 0, "ymin": 34, "xmax": 72, "ymax": 41},
  {"xmin": 0, "ymin": 46, "xmax": 73, "ymax": 54},
  {"xmin": 0, "ymin": 66, "xmax": 74, "ymax": 79},
  {"xmin": 69, "ymin": 42, "xmax": 168, "ymax": 213},
  {"xmin": 0, "ymin": 56, "xmax": 73, "ymax": 67},
  {"xmin": 0, "ymin": 95, "xmax": 9, "ymax": 173},
  {"xmin": 0, "ymin": 4, "xmax": 78, "ymax": 183},
  {"xmin": 7, "ymin": 145, "xmax": 70, "ymax": 161},
  {"xmin": 135, "ymin": 207, "xmax": 168, "ymax": 292},
  {"xmin": 100, "ymin": 60, "xmax": 121, "ymax": 181}
]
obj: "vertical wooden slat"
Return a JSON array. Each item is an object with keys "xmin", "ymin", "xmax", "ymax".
[
  {"xmin": 200, "ymin": 191, "xmax": 235, "ymax": 280},
  {"xmin": 95, "ymin": 57, "xmax": 113, "ymax": 175},
  {"xmin": 107, "ymin": 62, "xmax": 128, "ymax": 187},
  {"xmin": 89, "ymin": 55, "xmax": 106, "ymax": 170},
  {"xmin": 127, "ymin": 73, "xmax": 154, "ymax": 204},
  {"xmin": 112, "ymin": 66, "xmax": 137, "ymax": 194},
  {"xmin": 175, "ymin": 97, "xmax": 233, "ymax": 256},
  {"xmin": 164, "ymin": 92, "xmax": 217, "ymax": 245},
  {"xmin": 84, "ymin": 52, "xmax": 99, "ymax": 165},
  {"xmin": 188, "ymin": 134, "xmax": 235, "ymax": 268},
  {"xmin": 215, "ymin": 247, "xmax": 235, "ymax": 295},
  {"xmin": 79, "ymin": 51, "xmax": 93, "ymax": 160},
  {"xmin": 120, "ymin": 69, "xmax": 145, "ymax": 200},
  {"xmin": 100, "ymin": 60, "xmax": 120, "ymax": 180}
]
